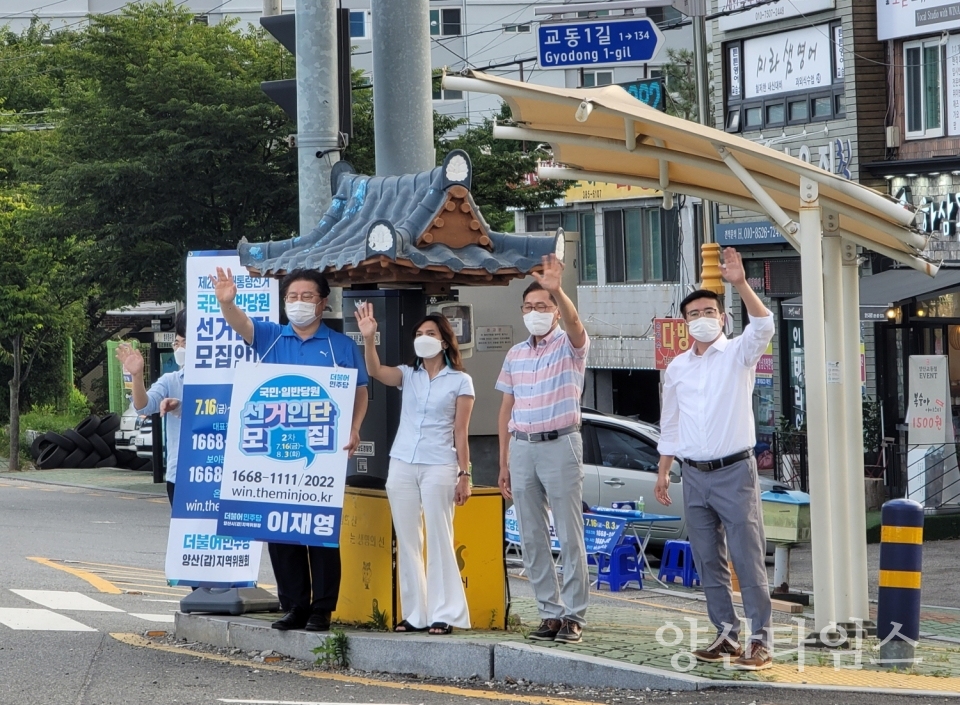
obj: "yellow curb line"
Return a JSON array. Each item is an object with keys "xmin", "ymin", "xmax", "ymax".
[
  {"xmin": 109, "ymin": 633, "xmax": 604, "ymax": 705},
  {"xmin": 28, "ymin": 557, "xmax": 122, "ymax": 594}
]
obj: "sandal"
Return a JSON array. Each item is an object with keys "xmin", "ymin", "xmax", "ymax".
[
  {"xmin": 428, "ymin": 622, "xmax": 453, "ymax": 635},
  {"xmin": 395, "ymin": 619, "xmax": 427, "ymax": 633}
]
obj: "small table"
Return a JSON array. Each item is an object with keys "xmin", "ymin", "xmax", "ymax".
[{"xmin": 589, "ymin": 511, "xmax": 681, "ymax": 589}]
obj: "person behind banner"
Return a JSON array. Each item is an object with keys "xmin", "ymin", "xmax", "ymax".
[
  {"xmin": 212, "ymin": 266, "xmax": 369, "ymax": 633},
  {"xmin": 496, "ymin": 254, "xmax": 590, "ymax": 645},
  {"xmin": 655, "ymin": 247, "xmax": 776, "ymax": 671},
  {"xmin": 355, "ymin": 305, "xmax": 474, "ymax": 635},
  {"xmin": 117, "ymin": 310, "xmax": 187, "ymax": 506}
]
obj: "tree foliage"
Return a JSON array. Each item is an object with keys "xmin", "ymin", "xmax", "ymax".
[
  {"xmin": 662, "ymin": 48, "xmax": 698, "ymax": 122},
  {"xmin": 38, "ymin": 2, "xmax": 299, "ymax": 305}
]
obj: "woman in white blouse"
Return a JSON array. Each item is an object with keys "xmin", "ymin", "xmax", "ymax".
[{"xmin": 355, "ymin": 304, "xmax": 475, "ymax": 635}]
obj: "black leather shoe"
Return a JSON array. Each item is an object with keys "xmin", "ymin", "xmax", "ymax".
[
  {"xmin": 271, "ymin": 609, "xmax": 309, "ymax": 631},
  {"xmin": 304, "ymin": 611, "xmax": 332, "ymax": 632}
]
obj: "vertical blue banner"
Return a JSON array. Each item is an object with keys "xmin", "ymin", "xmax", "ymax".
[{"xmin": 164, "ymin": 251, "xmax": 279, "ymax": 587}]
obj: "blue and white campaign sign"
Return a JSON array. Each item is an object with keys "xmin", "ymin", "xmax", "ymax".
[
  {"xmin": 504, "ymin": 505, "xmax": 561, "ymax": 552},
  {"xmin": 217, "ymin": 363, "xmax": 356, "ymax": 547},
  {"xmin": 538, "ymin": 17, "xmax": 664, "ymax": 69},
  {"xmin": 583, "ymin": 514, "xmax": 628, "ymax": 555},
  {"xmin": 165, "ymin": 251, "xmax": 279, "ymax": 587}
]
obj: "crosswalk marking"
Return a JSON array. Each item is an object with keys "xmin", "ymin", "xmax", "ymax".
[
  {"xmin": 11, "ymin": 589, "xmax": 124, "ymax": 612},
  {"xmin": 128, "ymin": 613, "xmax": 176, "ymax": 623},
  {"xmin": 0, "ymin": 608, "xmax": 97, "ymax": 631}
]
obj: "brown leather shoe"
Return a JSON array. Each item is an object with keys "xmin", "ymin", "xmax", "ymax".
[
  {"xmin": 554, "ymin": 619, "xmax": 583, "ymax": 644},
  {"xmin": 733, "ymin": 641, "xmax": 773, "ymax": 670},
  {"xmin": 692, "ymin": 635, "xmax": 743, "ymax": 663},
  {"xmin": 528, "ymin": 618, "xmax": 562, "ymax": 641}
]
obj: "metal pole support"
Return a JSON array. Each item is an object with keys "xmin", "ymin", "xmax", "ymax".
[{"xmin": 798, "ymin": 177, "xmax": 838, "ymax": 632}]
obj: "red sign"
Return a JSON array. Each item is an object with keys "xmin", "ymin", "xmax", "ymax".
[{"xmin": 655, "ymin": 318, "xmax": 690, "ymax": 370}]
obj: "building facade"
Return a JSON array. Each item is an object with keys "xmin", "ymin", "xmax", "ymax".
[
  {"xmin": 860, "ymin": 0, "xmax": 960, "ymax": 442},
  {"xmin": 711, "ymin": 0, "xmax": 885, "ymax": 445}
]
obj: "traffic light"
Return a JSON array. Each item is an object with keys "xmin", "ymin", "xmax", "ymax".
[
  {"xmin": 260, "ymin": 11, "xmax": 353, "ymax": 139},
  {"xmin": 700, "ymin": 242, "xmax": 724, "ymax": 294}
]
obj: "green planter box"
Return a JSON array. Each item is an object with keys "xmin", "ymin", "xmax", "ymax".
[{"xmin": 761, "ymin": 490, "xmax": 811, "ymax": 543}]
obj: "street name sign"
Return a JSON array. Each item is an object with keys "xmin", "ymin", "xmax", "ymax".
[{"xmin": 537, "ymin": 17, "xmax": 664, "ymax": 69}]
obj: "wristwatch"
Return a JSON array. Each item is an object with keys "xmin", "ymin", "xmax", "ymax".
[{"xmin": 457, "ymin": 470, "xmax": 470, "ymax": 479}]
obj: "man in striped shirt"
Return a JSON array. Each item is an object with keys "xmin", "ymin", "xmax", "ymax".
[{"xmin": 496, "ymin": 253, "xmax": 589, "ymax": 644}]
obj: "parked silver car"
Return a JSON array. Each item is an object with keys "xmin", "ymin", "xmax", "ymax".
[{"xmin": 580, "ymin": 409, "xmax": 788, "ymax": 547}]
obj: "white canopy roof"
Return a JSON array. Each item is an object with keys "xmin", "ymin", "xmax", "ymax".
[{"xmin": 444, "ymin": 70, "xmax": 938, "ymax": 276}]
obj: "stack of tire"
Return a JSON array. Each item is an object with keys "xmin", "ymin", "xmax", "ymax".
[{"xmin": 30, "ymin": 414, "xmax": 149, "ymax": 472}]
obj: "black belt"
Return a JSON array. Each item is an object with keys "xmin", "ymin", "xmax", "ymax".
[
  {"xmin": 512, "ymin": 425, "xmax": 579, "ymax": 443},
  {"xmin": 681, "ymin": 449, "xmax": 754, "ymax": 472}
]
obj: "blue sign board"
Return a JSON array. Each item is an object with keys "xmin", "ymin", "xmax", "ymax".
[
  {"xmin": 583, "ymin": 513, "xmax": 628, "ymax": 555},
  {"xmin": 538, "ymin": 18, "xmax": 664, "ymax": 69},
  {"xmin": 714, "ymin": 220, "xmax": 788, "ymax": 246},
  {"xmin": 620, "ymin": 78, "xmax": 665, "ymax": 111}
]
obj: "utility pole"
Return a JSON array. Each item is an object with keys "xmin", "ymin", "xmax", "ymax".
[
  {"xmin": 263, "ymin": 0, "xmax": 280, "ymax": 16},
  {"xmin": 371, "ymin": 0, "xmax": 435, "ymax": 175},
  {"xmin": 296, "ymin": 0, "xmax": 340, "ymax": 234}
]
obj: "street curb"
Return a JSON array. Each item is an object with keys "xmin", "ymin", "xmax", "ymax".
[
  {"xmin": 493, "ymin": 642, "xmax": 710, "ymax": 691},
  {"xmin": 174, "ymin": 612, "xmax": 708, "ymax": 689},
  {"xmin": 0, "ymin": 473, "xmax": 164, "ymax": 497}
]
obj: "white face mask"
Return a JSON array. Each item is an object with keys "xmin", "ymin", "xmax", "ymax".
[
  {"xmin": 285, "ymin": 301, "xmax": 319, "ymax": 328},
  {"xmin": 414, "ymin": 335, "xmax": 444, "ymax": 360},
  {"xmin": 687, "ymin": 316, "xmax": 723, "ymax": 343},
  {"xmin": 173, "ymin": 347, "xmax": 186, "ymax": 368},
  {"xmin": 523, "ymin": 311, "xmax": 556, "ymax": 337}
]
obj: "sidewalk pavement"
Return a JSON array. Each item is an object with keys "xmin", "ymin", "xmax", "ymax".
[{"xmin": 10, "ymin": 467, "xmax": 960, "ymax": 695}]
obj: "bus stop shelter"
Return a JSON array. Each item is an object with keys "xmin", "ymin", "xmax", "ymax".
[{"xmin": 444, "ymin": 69, "xmax": 939, "ymax": 635}]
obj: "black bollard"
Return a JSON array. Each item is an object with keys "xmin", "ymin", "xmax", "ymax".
[{"xmin": 876, "ymin": 498, "xmax": 923, "ymax": 667}]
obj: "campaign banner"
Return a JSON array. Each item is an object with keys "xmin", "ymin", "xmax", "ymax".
[
  {"xmin": 583, "ymin": 514, "xmax": 628, "ymax": 555},
  {"xmin": 504, "ymin": 505, "xmax": 561, "ymax": 552},
  {"xmin": 217, "ymin": 363, "xmax": 357, "ymax": 547},
  {"xmin": 165, "ymin": 251, "xmax": 278, "ymax": 587},
  {"xmin": 654, "ymin": 318, "xmax": 690, "ymax": 370}
]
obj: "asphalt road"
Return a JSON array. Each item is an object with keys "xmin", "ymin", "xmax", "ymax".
[{"xmin": 0, "ymin": 476, "xmax": 954, "ymax": 705}]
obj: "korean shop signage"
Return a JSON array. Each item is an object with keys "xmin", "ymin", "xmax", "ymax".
[
  {"xmin": 877, "ymin": 0, "xmax": 960, "ymax": 42},
  {"xmin": 718, "ymin": 0, "xmax": 834, "ymax": 32}
]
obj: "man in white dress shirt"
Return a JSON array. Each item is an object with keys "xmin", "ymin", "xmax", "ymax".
[{"xmin": 656, "ymin": 247, "xmax": 775, "ymax": 671}]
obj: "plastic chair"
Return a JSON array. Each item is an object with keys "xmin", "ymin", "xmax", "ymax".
[
  {"xmin": 658, "ymin": 540, "xmax": 700, "ymax": 588},
  {"xmin": 595, "ymin": 536, "xmax": 644, "ymax": 592}
]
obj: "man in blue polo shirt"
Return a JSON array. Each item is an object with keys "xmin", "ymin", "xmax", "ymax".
[{"xmin": 213, "ymin": 266, "xmax": 369, "ymax": 632}]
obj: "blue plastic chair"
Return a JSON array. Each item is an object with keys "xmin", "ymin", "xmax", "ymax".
[
  {"xmin": 595, "ymin": 535, "xmax": 644, "ymax": 592},
  {"xmin": 658, "ymin": 540, "xmax": 700, "ymax": 588}
]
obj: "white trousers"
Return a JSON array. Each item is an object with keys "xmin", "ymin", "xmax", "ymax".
[{"xmin": 385, "ymin": 458, "xmax": 470, "ymax": 629}]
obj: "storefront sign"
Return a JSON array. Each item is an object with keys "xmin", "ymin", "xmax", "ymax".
[
  {"xmin": 907, "ymin": 355, "xmax": 949, "ymax": 445},
  {"xmin": 165, "ymin": 251, "xmax": 278, "ymax": 588},
  {"xmin": 217, "ymin": 363, "xmax": 357, "ymax": 547},
  {"xmin": 744, "ymin": 25, "xmax": 833, "ymax": 100},
  {"xmin": 877, "ymin": 0, "xmax": 960, "ymax": 42},
  {"xmin": 895, "ymin": 186, "xmax": 960, "ymax": 236},
  {"xmin": 782, "ymin": 302, "xmax": 887, "ymax": 322},
  {"xmin": 947, "ymin": 34, "xmax": 960, "ymax": 136},
  {"xmin": 564, "ymin": 180, "xmax": 660, "ymax": 202},
  {"xmin": 756, "ymin": 342, "xmax": 774, "ymax": 388},
  {"xmin": 619, "ymin": 77, "xmax": 665, "ymax": 111},
  {"xmin": 719, "ymin": 0, "xmax": 834, "ymax": 32},
  {"xmin": 654, "ymin": 318, "xmax": 690, "ymax": 370},
  {"xmin": 714, "ymin": 220, "xmax": 788, "ymax": 246}
]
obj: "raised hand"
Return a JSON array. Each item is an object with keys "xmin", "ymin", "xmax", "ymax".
[
  {"xmin": 531, "ymin": 254, "xmax": 564, "ymax": 293},
  {"xmin": 116, "ymin": 343, "xmax": 144, "ymax": 376},
  {"xmin": 209, "ymin": 267, "xmax": 237, "ymax": 306},
  {"xmin": 353, "ymin": 302, "xmax": 378, "ymax": 341},
  {"xmin": 720, "ymin": 247, "xmax": 745, "ymax": 286}
]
